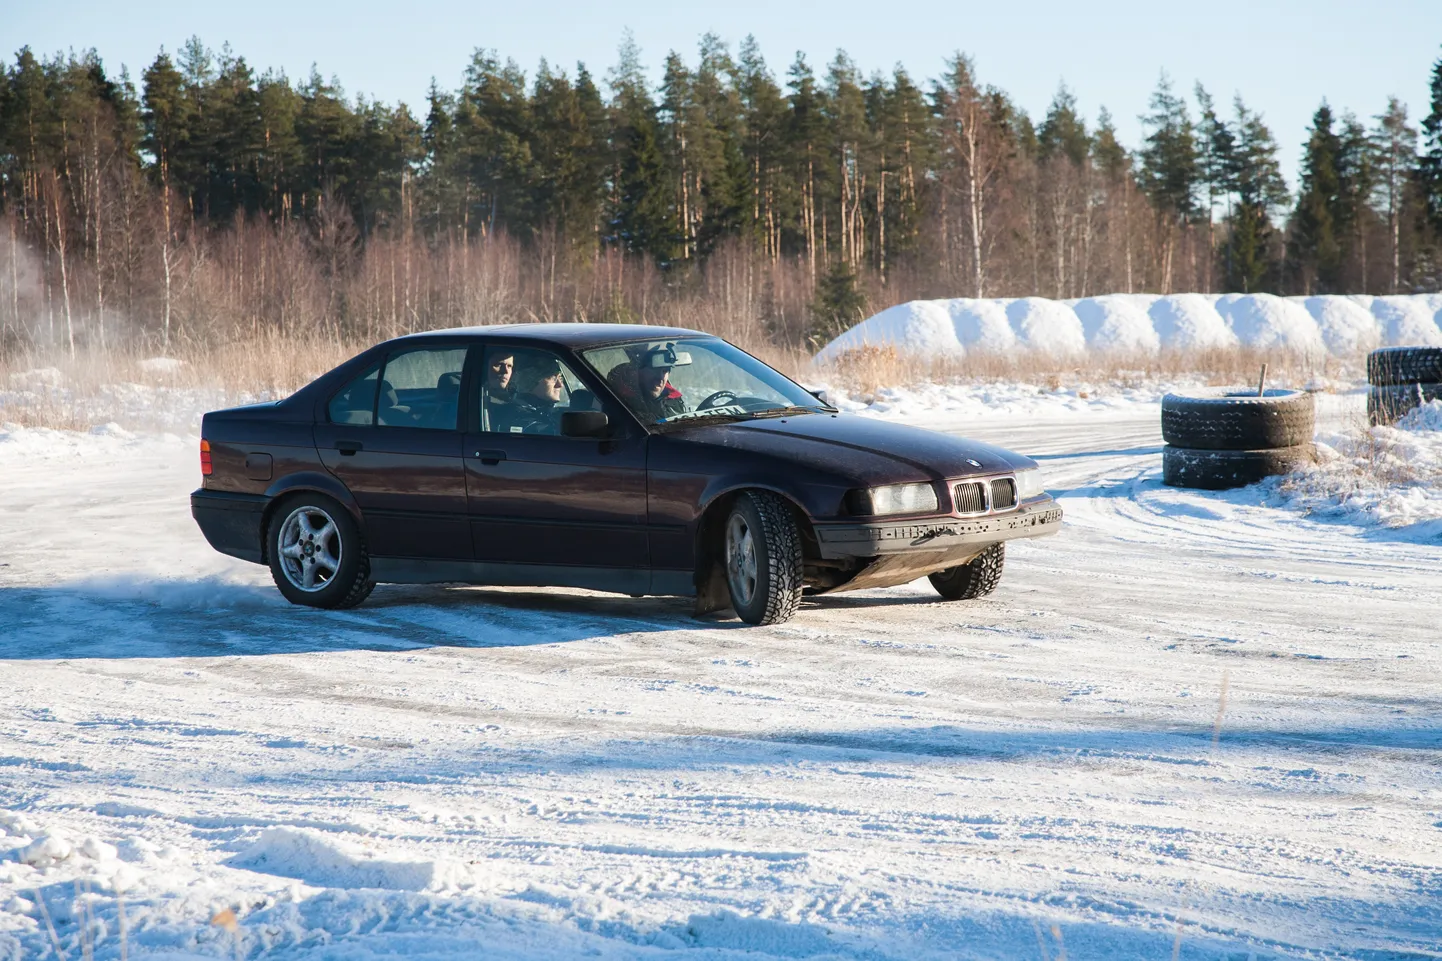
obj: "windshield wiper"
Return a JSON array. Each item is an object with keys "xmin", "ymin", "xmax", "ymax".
[
  {"xmin": 744, "ymin": 405, "xmax": 828, "ymax": 420},
  {"xmin": 653, "ymin": 405, "xmax": 751, "ymax": 428}
]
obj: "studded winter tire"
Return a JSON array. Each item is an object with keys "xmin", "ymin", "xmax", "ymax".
[
  {"xmin": 1367, "ymin": 346, "xmax": 1442, "ymax": 387},
  {"xmin": 1161, "ymin": 389, "xmax": 1315, "ymax": 451},
  {"xmin": 723, "ymin": 491, "xmax": 805, "ymax": 626},
  {"xmin": 266, "ymin": 493, "xmax": 375, "ymax": 609},
  {"xmin": 1162, "ymin": 444, "xmax": 1317, "ymax": 491},
  {"xmin": 929, "ymin": 543, "xmax": 1005, "ymax": 601}
]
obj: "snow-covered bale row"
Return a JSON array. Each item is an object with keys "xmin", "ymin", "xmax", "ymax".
[{"xmin": 816, "ymin": 292, "xmax": 1442, "ymax": 362}]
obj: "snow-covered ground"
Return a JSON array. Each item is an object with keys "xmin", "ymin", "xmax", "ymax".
[{"xmin": 1, "ymin": 396, "xmax": 1439, "ymax": 960}]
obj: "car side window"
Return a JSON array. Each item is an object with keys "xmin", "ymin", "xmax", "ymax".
[
  {"xmin": 377, "ymin": 348, "xmax": 469, "ymax": 430},
  {"xmin": 328, "ymin": 364, "xmax": 379, "ymax": 425},
  {"xmin": 478, "ymin": 346, "xmax": 591, "ymax": 436}
]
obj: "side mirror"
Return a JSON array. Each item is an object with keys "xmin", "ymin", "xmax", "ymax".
[
  {"xmin": 561, "ymin": 410, "xmax": 609, "ymax": 438},
  {"xmin": 806, "ymin": 387, "xmax": 829, "ymax": 406}
]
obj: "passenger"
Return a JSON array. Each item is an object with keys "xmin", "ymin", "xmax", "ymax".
[
  {"xmin": 493, "ymin": 353, "xmax": 566, "ymax": 434},
  {"xmin": 607, "ymin": 346, "xmax": 686, "ymax": 421},
  {"xmin": 487, "ymin": 351, "xmax": 514, "ymax": 402}
]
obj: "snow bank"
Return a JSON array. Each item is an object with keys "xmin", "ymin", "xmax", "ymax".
[
  {"xmin": 1267, "ymin": 399, "xmax": 1442, "ymax": 539},
  {"xmin": 1214, "ymin": 293, "xmax": 1327, "ymax": 358},
  {"xmin": 1371, "ymin": 295, "xmax": 1442, "ymax": 347},
  {"xmin": 233, "ymin": 827, "xmax": 473, "ymax": 892},
  {"xmin": 948, "ymin": 298, "xmax": 1016, "ymax": 352},
  {"xmin": 1147, "ymin": 294, "xmax": 1237, "ymax": 351},
  {"xmin": 1004, "ymin": 297, "xmax": 1086, "ymax": 356},
  {"xmin": 1072, "ymin": 295, "xmax": 1161, "ymax": 355},
  {"xmin": 1298, "ymin": 296, "xmax": 1382, "ymax": 355},
  {"xmin": 818, "ymin": 293, "xmax": 1442, "ymax": 362},
  {"xmin": 813, "ymin": 300, "xmax": 964, "ymax": 363}
]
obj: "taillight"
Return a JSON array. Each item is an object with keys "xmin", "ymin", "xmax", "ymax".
[{"xmin": 200, "ymin": 439, "xmax": 213, "ymax": 476}]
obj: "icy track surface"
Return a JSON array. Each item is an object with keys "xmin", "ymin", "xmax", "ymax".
[{"xmin": 0, "ymin": 405, "xmax": 1439, "ymax": 960}]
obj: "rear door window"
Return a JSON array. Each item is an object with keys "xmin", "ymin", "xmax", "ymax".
[{"xmin": 377, "ymin": 348, "xmax": 469, "ymax": 430}]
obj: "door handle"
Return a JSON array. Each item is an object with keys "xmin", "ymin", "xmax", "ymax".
[
  {"xmin": 335, "ymin": 440, "xmax": 363, "ymax": 455},
  {"xmin": 472, "ymin": 449, "xmax": 507, "ymax": 465}
]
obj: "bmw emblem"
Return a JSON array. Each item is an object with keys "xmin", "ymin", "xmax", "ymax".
[{"xmin": 965, "ymin": 458, "xmax": 982, "ymax": 468}]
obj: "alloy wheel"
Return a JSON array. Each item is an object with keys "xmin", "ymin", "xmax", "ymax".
[
  {"xmin": 277, "ymin": 505, "xmax": 342, "ymax": 592},
  {"xmin": 725, "ymin": 513, "xmax": 758, "ymax": 608}
]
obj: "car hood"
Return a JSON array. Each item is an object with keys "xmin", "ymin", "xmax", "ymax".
[{"xmin": 677, "ymin": 413, "xmax": 1035, "ymax": 484}]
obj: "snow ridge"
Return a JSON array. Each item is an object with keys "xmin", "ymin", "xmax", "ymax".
[{"xmin": 817, "ymin": 293, "xmax": 1442, "ymax": 361}]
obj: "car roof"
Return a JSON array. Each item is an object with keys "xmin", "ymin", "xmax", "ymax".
[{"xmin": 390, "ymin": 323, "xmax": 711, "ymax": 349}]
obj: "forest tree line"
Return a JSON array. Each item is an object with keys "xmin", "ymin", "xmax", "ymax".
[{"xmin": 2, "ymin": 34, "xmax": 1441, "ymax": 356}]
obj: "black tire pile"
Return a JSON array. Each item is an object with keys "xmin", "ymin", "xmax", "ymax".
[
  {"xmin": 1367, "ymin": 346, "xmax": 1442, "ymax": 426},
  {"xmin": 1161, "ymin": 389, "xmax": 1316, "ymax": 490}
]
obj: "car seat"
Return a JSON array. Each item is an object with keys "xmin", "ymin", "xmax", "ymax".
[
  {"xmin": 428, "ymin": 371, "xmax": 462, "ymax": 429},
  {"xmin": 376, "ymin": 379, "xmax": 413, "ymax": 426}
]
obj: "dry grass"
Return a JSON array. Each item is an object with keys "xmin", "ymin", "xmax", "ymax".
[
  {"xmin": 812, "ymin": 343, "xmax": 1363, "ymax": 400},
  {"xmin": 0, "ymin": 330, "xmax": 1367, "ymax": 431}
]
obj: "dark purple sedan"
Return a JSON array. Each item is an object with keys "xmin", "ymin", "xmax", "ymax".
[{"xmin": 192, "ymin": 324, "xmax": 1061, "ymax": 624}]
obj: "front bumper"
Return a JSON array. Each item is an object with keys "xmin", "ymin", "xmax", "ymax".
[{"xmin": 813, "ymin": 497, "xmax": 1063, "ymax": 560}]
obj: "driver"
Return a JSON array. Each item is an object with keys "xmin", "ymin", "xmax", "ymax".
[{"xmin": 607, "ymin": 345, "xmax": 687, "ymax": 421}]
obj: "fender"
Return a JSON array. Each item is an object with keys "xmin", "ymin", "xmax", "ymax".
[{"xmin": 263, "ymin": 471, "xmax": 363, "ymax": 524}]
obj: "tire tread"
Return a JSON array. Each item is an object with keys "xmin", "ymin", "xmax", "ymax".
[
  {"xmin": 735, "ymin": 491, "xmax": 804, "ymax": 625},
  {"xmin": 1161, "ymin": 390, "xmax": 1315, "ymax": 450},
  {"xmin": 928, "ymin": 543, "xmax": 1005, "ymax": 600}
]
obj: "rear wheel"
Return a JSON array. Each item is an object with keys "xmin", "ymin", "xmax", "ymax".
[
  {"xmin": 929, "ymin": 543, "xmax": 1005, "ymax": 600},
  {"xmin": 723, "ymin": 492, "xmax": 804, "ymax": 626},
  {"xmin": 266, "ymin": 494, "xmax": 375, "ymax": 609}
]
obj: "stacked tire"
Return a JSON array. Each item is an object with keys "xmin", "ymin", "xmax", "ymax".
[
  {"xmin": 1367, "ymin": 347, "xmax": 1442, "ymax": 426},
  {"xmin": 1161, "ymin": 389, "xmax": 1316, "ymax": 490}
]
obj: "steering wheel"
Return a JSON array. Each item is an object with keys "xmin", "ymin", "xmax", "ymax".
[{"xmin": 698, "ymin": 389, "xmax": 739, "ymax": 410}]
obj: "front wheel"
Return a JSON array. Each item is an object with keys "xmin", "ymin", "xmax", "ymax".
[
  {"xmin": 929, "ymin": 543, "xmax": 1005, "ymax": 600},
  {"xmin": 723, "ymin": 492, "xmax": 804, "ymax": 625},
  {"xmin": 266, "ymin": 494, "xmax": 375, "ymax": 609}
]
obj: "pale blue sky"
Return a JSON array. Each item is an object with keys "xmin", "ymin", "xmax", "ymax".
[{"xmin": 5, "ymin": 0, "xmax": 1440, "ymax": 187}]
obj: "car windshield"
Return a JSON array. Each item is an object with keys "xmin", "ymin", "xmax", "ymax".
[{"xmin": 579, "ymin": 338, "xmax": 828, "ymax": 427}]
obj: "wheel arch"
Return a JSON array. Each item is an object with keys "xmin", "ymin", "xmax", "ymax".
[
  {"xmin": 259, "ymin": 472, "xmax": 363, "ymax": 563},
  {"xmin": 694, "ymin": 482, "xmax": 818, "ymax": 563},
  {"xmin": 691, "ymin": 483, "xmax": 819, "ymax": 615}
]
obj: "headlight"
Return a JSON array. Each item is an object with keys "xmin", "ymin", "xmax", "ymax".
[
  {"xmin": 1014, "ymin": 468, "xmax": 1046, "ymax": 500},
  {"xmin": 846, "ymin": 482, "xmax": 938, "ymax": 516}
]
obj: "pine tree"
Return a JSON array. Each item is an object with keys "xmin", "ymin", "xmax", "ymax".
[
  {"xmin": 786, "ymin": 54, "xmax": 829, "ymax": 282},
  {"xmin": 607, "ymin": 33, "xmax": 674, "ymax": 262},
  {"xmin": 809, "ymin": 258, "xmax": 866, "ymax": 346},
  {"xmin": 1287, "ymin": 102, "xmax": 1342, "ymax": 292},
  {"xmin": 1372, "ymin": 98, "xmax": 1417, "ymax": 292},
  {"xmin": 1419, "ymin": 47, "xmax": 1442, "ymax": 234},
  {"xmin": 736, "ymin": 36, "xmax": 789, "ymax": 260},
  {"xmin": 1193, "ymin": 85, "xmax": 1234, "ymax": 291},
  {"xmin": 1224, "ymin": 97, "xmax": 1288, "ymax": 292},
  {"xmin": 457, "ymin": 50, "xmax": 533, "ymax": 236},
  {"xmin": 1137, "ymin": 74, "xmax": 1197, "ymax": 290}
]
